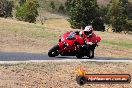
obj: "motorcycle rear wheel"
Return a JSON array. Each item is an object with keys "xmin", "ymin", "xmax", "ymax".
[{"xmin": 48, "ymin": 45, "xmax": 59, "ymax": 57}]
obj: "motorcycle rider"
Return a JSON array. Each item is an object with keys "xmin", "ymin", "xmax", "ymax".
[
  {"xmin": 79, "ymin": 25, "xmax": 97, "ymax": 45},
  {"xmin": 77, "ymin": 25, "xmax": 98, "ymax": 58}
]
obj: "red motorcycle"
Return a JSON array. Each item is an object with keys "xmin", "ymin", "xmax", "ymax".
[{"xmin": 48, "ymin": 31, "xmax": 101, "ymax": 59}]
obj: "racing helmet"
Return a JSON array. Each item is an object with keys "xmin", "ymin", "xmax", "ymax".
[{"xmin": 84, "ymin": 25, "xmax": 93, "ymax": 35}]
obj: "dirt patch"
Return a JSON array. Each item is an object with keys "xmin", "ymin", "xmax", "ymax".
[{"xmin": 0, "ymin": 62, "xmax": 132, "ymax": 88}]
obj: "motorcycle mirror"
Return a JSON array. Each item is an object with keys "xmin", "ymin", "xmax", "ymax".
[
  {"xmin": 96, "ymin": 36, "xmax": 101, "ymax": 42},
  {"xmin": 59, "ymin": 39, "xmax": 61, "ymax": 42}
]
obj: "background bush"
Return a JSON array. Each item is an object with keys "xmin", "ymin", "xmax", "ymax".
[
  {"xmin": 68, "ymin": 0, "xmax": 105, "ymax": 31},
  {"xmin": 16, "ymin": 0, "xmax": 39, "ymax": 23},
  {"xmin": 0, "ymin": 0, "xmax": 13, "ymax": 18},
  {"xmin": 58, "ymin": 4, "xmax": 65, "ymax": 14},
  {"xmin": 106, "ymin": 0, "xmax": 129, "ymax": 32}
]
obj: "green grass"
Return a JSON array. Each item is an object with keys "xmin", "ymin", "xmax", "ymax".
[
  {"xmin": 101, "ymin": 39, "xmax": 132, "ymax": 48},
  {"xmin": 0, "ymin": 19, "xmax": 51, "ymax": 38},
  {"xmin": 0, "ymin": 18, "xmax": 66, "ymax": 46}
]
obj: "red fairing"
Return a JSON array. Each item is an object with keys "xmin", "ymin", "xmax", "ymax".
[
  {"xmin": 75, "ymin": 34, "xmax": 84, "ymax": 45},
  {"xmin": 57, "ymin": 31, "xmax": 84, "ymax": 53},
  {"xmin": 57, "ymin": 42, "xmax": 63, "ymax": 48}
]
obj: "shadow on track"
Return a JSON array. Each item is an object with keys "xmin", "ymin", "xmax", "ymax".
[{"xmin": 0, "ymin": 52, "xmax": 131, "ymax": 61}]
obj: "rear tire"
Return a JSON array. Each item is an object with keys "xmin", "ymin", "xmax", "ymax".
[{"xmin": 48, "ymin": 45, "xmax": 59, "ymax": 57}]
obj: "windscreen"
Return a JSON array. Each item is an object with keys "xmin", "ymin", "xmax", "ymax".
[{"xmin": 67, "ymin": 32, "xmax": 76, "ymax": 40}]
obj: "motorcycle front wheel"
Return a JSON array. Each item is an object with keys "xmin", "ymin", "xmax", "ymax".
[
  {"xmin": 48, "ymin": 45, "xmax": 59, "ymax": 57},
  {"xmin": 88, "ymin": 49, "xmax": 94, "ymax": 59},
  {"xmin": 76, "ymin": 55, "xmax": 83, "ymax": 59}
]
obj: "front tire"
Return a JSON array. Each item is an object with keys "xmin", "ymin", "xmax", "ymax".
[
  {"xmin": 88, "ymin": 49, "xmax": 94, "ymax": 59},
  {"xmin": 48, "ymin": 45, "xmax": 59, "ymax": 57},
  {"xmin": 76, "ymin": 55, "xmax": 83, "ymax": 59},
  {"xmin": 76, "ymin": 45, "xmax": 83, "ymax": 59}
]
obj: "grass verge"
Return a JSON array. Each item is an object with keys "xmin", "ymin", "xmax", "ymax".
[{"xmin": 101, "ymin": 40, "xmax": 132, "ymax": 48}]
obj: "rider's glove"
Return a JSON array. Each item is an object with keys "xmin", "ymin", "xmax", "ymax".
[{"xmin": 88, "ymin": 42, "xmax": 93, "ymax": 45}]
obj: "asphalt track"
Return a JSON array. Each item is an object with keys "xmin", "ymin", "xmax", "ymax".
[{"xmin": 0, "ymin": 51, "xmax": 132, "ymax": 64}]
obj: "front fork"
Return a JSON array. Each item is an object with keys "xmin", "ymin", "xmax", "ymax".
[{"xmin": 80, "ymin": 44, "xmax": 95, "ymax": 55}]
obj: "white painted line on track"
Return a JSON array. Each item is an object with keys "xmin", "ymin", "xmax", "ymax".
[{"xmin": 0, "ymin": 59, "xmax": 132, "ymax": 64}]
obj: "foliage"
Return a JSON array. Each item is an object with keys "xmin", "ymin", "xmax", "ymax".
[
  {"xmin": 127, "ymin": 1, "xmax": 132, "ymax": 19},
  {"xmin": 121, "ymin": 19, "xmax": 132, "ymax": 33},
  {"xmin": 92, "ymin": 17, "xmax": 105, "ymax": 31},
  {"xmin": 68, "ymin": 0, "xmax": 105, "ymax": 30},
  {"xmin": 99, "ymin": 6, "xmax": 108, "ymax": 18},
  {"xmin": 19, "ymin": 0, "xmax": 26, "ymax": 6},
  {"xmin": 58, "ymin": 4, "xmax": 65, "ymax": 14},
  {"xmin": 129, "ymin": 20, "xmax": 132, "ymax": 31},
  {"xmin": 16, "ymin": 0, "xmax": 39, "ymax": 23},
  {"xmin": 50, "ymin": 1, "xmax": 55, "ymax": 11},
  {"xmin": 65, "ymin": 0, "xmax": 72, "ymax": 14},
  {"xmin": 0, "ymin": 0, "xmax": 13, "ymax": 17},
  {"xmin": 106, "ymin": 0, "xmax": 128, "ymax": 32}
]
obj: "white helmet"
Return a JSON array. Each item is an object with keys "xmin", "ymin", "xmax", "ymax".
[{"xmin": 84, "ymin": 25, "xmax": 93, "ymax": 35}]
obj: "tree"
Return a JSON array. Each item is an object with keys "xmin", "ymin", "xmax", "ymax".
[
  {"xmin": 99, "ymin": 6, "xmax": 108, "ymax": 18},
  {"xmin": 19, "ymin": 0, "xmax": 26, "ymax": 6},
  {"xmin": 16, "ymin": 0, "xmax": 39, "ymax": 23},
  {"xmin": 92, "ymin": 17, "xmax": 105, "ymax": 31},
  {"xmin": 0, "ymin": 0, "xmax": 13, "ymax": 17},
  {"xmin": 106, "ymin": 0, "xmax": 128, "ymax": 32},
  {"xmin": 128, "ymin": 20, "xmax": 132, "ymax": 32},
  {"xmin": 50, "ymin": 1, "xmax": 55, "ymax": 12},
  {"xmin": 127, "ymin": 1, "xmax": 132, "ymax": 19},
  {"xmin": 124, "ymin": 20, "xmax": 132, "ymax": 33},
  {"xmin": 68, "ymin": 0, "xmax": 104, "ymax": 30},
  {"xmin": 58, "ymin": 4, "xmax": 65, "ymax": 14},
  {"xmin": 69, "ymin": 0, "xmax": 104, "ymax": 30},
  {"xmin": 65, "ymin": 0, "xmax": 72, "ymax": 14}
]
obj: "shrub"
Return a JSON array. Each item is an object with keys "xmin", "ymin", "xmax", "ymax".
[
  {"xmin": 49, "ymin": 1, "xmax": 55, "ymax": 12},
  {"xmin": 106, "ymin": 0, "xmax": 128, "ymax": 32},
  {"xmin": 0, "ymin": 0, "xmax": 13, "ymax": 17},
  {"xmin": 58, "ymin": 4, "xmax": 65, "ymax": 14},
  {"xmin": 68, "ymin": 0, "xmax": 104, "ymax": 30},
  {"xmin": 16, "ymin": 0, "xmax": 39, "ymax": 23}
]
